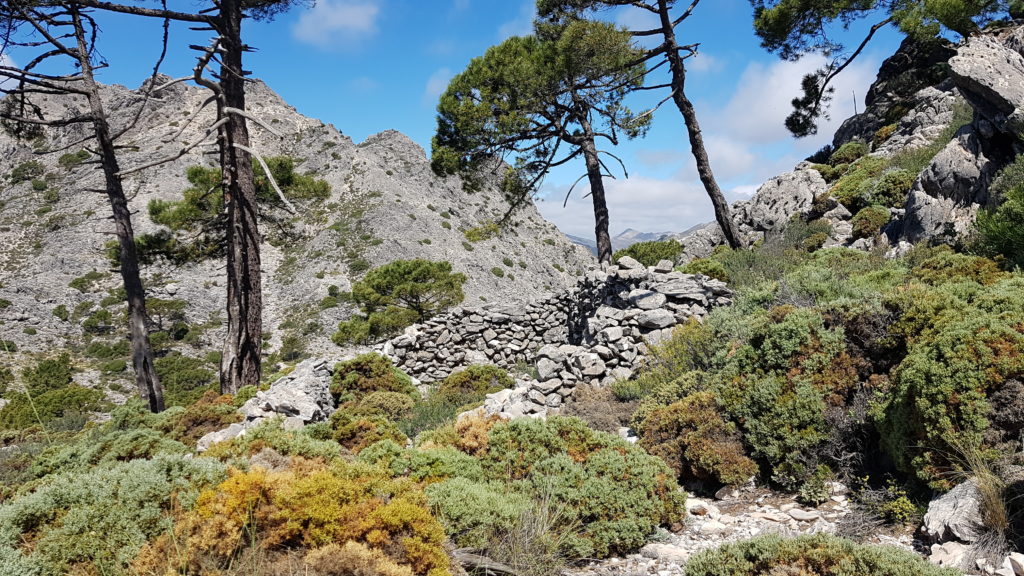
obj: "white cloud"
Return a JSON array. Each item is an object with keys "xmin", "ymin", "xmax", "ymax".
[
  {"xmin": 292, "ymin": 0, "xmax": 381, "ymax": 49},
  {"xmin": 686, "ymin": 51, "xmax": 720, "ymax": 74},
  {"xmin": 0, "ymin": 55, "xmax": 15, "ymax": 90},
  {"xmin": 538, "ymin": 176, "xmax": 715, "ymax": 239},
  {"xmin": 539, "ymin": 52, "xmax": 884, "ymax": 237},
  {"xmin": 423, "ymin": 67, "xmax": 454, "ymax": 105},
  {"xmin": 718, "ymin": 54, "xmax": 880, "ymax": 147},
  {"xmin": 615, "ymin": 7, "xmax": 660, "ymax": 32},
  {"xmin": 498, "ymin": 1, "xmax": 535, "ymax": 40}
]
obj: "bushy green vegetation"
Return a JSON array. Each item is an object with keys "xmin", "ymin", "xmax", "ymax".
[
  {"xmin": 686, "ymin": 534, "xmax": 958, "ymax": 576},
  {"xmin": 612, "ymin": 239, "xmax": 682, "ymax": 267},
  {"xmin": 57, "ymin": 149, "xmax": 90, "ymax": 168},
  {"xmin": 332, "ymin": 259, "xmax": 466, "ymax": 345},
  {"xmin": 9, "ymin": 160, "xmax": 44, "ymax": 183},
  {"xmin": 364, "ymin": 415, "xmax": 684, "ymax": 561},
  {"xmin": 975, "ymin": 153, "xmax": 1024, "ymax": 269},
  {"xmin": 134, "ymin": 157, "xmax": 330, "ymax": 264},
  {"xmin": 621, "ymin": 234, "xmax": 1024, "ymax": 496},
  {"xmin": 0, "ymin": 354, "xmax": 108, "ymax": 430}
]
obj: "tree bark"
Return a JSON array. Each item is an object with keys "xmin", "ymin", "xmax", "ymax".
[
  {"xmin": 657, "ymin": 0, "xmax": 744, "ymax": 249},
  {"xmin": 577, "ymin": 114, "xmax": 613, "ymax": 264},
  {"xmin": 217, "ymin": 0, "xmax": 262, "ymax": 394},
  {"xmin": 71, "ymin": 7, "xmax": 164, "ymax": 411}
]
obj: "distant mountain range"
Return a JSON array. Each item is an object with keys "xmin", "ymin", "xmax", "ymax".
[{"xmin": 567, "ymin": 228, "xmax": 676, "ymax": 255}]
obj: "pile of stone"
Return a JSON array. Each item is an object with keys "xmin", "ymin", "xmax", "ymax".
[
  {"xmin": 196, "ymin": 358, "xmax": 336, "ymax": 451},
  {"xmin": 376, "ymin": 256, "xmax": 731, "ymax": 390}
]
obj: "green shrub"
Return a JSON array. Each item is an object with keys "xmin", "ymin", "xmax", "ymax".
[
  {"xmin": 975, "ymin": 153, "xmax": 1024, "ymax": 270},
  {"xmin": 482, "ymin": 417, "xmax": 685, "ymax": 558},
  {"xmin": 491, "ymin": 266, "xmax": 505, "ymax": 277},
  {"xmin": 808, "ymin": 163, "xmax": 838, "ymax": 182},
  {"xmin": 425, "ymin": 477, "xmax": 531, "ymax": 549},
  {"xmin": 153, "ymin": 354, "xmax": 215, "ymax": 407},
  {"xmin": 332, "ymin": 259, "xmax": 466, "ymax": 345},
  {"xmin": 0, "ymin": 456, "xmax": 225, "ymax": 576},
  {"xmin": 870, "ymin": 169, "xmax": 916, "ymax": 208},
  {"xmin": 68, "ymin": 269, "xmax": 106, "ymax": 293},
  {"xmin": 685, "ymin": 533, "xmax": 958, "ymax": 576},
  {"xmin": 203, "ymin": 418, "xmax": 341, "ymax": 461},
  {"xmin": 830, "ymin": 156, "xmax": 887, "ymax": 211},
  {"xmin": 873, "ymin": 123, "xmax": 898, "ymax": 147},
  {"xmin": 360, "ymin": 390, "xmax": 416, "ymax": 420},
  {"xmin": 9, "ymin": 160, "xmax": 44, "ymax": 183},
  {"xmin": 51, "ymin": 305, "xmax": 68, "ymax": 321},
  {"xmin": 329, "ymin": 411, "xmax": 407, "ymax": 453},
  {"xmin": 57, "ymin": 149, "xmax": 90, "ymax": 168},
  {"xmin": 680, "ymin": 257, "xmax": 729, "ymax": 282},
  {"xmin": 0, "ymin": 299, "xmax": 9, "ymax": 310},
  {"xmin": 612, "ymin": 239, "xmax": 682, "ymax": 267},
  {"xmin": 359, "ymin": 441, "xmax": 485, "ymax": 482},
  {"xmin": 0, "ymin": 385, "xmax": 105, "ymax": 430},
  {"xmin": 436, "ymin": 365, "xmax": 511, "ymax": 403},
  {"xmin": 85, "ymin": 339, "xmax": 129, "ymax": 360},
  {"xmin": 874, "ymin": 286, "xmax": 1024, "ymax": 488},
  {"xmin": 638, "ymin": 392, "xmax": 758, "ymax": 486},
  {"xmin": 464, "ymin": 221, "xmax": 500, "ymax": 242},
  {"xmin": 331, "ymin": 353, "xmax": 416, "ymax": 403},
  {"xmin": 21, "ymin": 353, "xmax": 73, "ymax": 396},
  {"xmin": 828, "ymin": 141, "xmax": 868, "ymax": 166},
  {"xmin": 850, "ymin": 205, "xmax": 890, "ymax": 239}
]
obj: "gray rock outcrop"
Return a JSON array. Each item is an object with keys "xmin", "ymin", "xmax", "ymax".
[
  {"xmin": 197, "ymin": 358, "xmax": 336, "ymax": 452},
  {"xmin": 922, "ymin": 479, "xmax": 986, "ymax": 544},
  {"xmin": 950, "ymin": 35, "xmax": 1024, "ymax": 134}
]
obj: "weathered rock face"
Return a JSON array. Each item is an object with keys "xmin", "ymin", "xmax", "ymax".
[
  {"xmin": 833, "ymin": 35, "xmax": 956, "ymax": 148},
  {"xmin": 0, "ymin": 77, "xmax": 593, "ymax": 365},
  {"xmin": 732, "ymin": 169, "xmax": 826, "ymax": 239},
  {"xmin": 671, "ymin": 24, "xmax": 1024, "ymax": 258},
  {"xmin": 901, "ymin": 125, "xmax": 1002, "ymax": 243},
  {"xmin": 922, "ymin": 479, "xmax": 986, "ymax": 544},
  {"xmin": 949, "ymin": 35, "xmax": 1024, "ymax": 135},
  {"xmin": 196, "ymin": 358, "xmax": 335, "ymax": 452}
]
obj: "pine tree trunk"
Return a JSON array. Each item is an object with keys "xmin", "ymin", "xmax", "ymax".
[
  {"xmin": 658, "ymin": 0, "xmax": 744, "ymax": 249},
  {"xmin": 578, "ymin": 118, "xmax": 613, "ymax": 264},
  {"xmin": 71, "ymin": 8, "xmax": 164, "ymax": 411},
  {"xmin": 217, "ymin": 0, "xmax": 262, "ymax": 394}
]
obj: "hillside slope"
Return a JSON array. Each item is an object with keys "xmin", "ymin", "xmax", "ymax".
[{"xmin": 0, "ymin": 77, "xmax": 593, "ymax": 366}]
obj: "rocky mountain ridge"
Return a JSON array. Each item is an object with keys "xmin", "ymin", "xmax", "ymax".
[
  {"xmin": 671, "ymin": 22, "xmax": 1024, "ymax": 261},
  {"xmin": 0, "ymin": 77, "xmax": 594, "ymax": 370}
]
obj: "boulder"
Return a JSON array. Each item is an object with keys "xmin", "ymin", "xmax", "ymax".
[
  {"xmin": 949, "ymin": 35, "xmax": 1024, "ymax": 134},
  {"xmin": 617, "ymin": 255, "xmax": 644, "ymax": 270},
  {"xmin": 901, "ymin": 127, "xmax": 1000, "ymax": 244},
  {"xmin": 637, "ymin": 309, "xmax": 676, "ymax": 329},
  {"xmin": 197, "ymin": 423, "xmax": 245, "ymax": 452},
  {"xmin": 628, "ymin": 289, "xmax": 667, "ymax": 310},
  {"xmin": 733, "ymin": 169, "xmax": 826, "ymax": 236},
  {"xmin": 923, "ymin": 479, "xmax": 986, "ymax": 544}
]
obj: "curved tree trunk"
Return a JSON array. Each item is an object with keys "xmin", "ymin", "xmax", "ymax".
[
  {"xmin": 71, "ymin": 8, "xmax": 164, "ymax": 411},
  {"xmin": 657, "ymin": 0, "xmax": 744, "ymax": 249},
  {"xmin": 577, "ymin": 116, "xmax": 613, "ymax": 264},
  {"xmin": 217, "ymin": 0, "xmax": 263, "ymax": 394}
]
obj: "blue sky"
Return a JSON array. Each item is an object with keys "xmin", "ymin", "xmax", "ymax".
[{"xmin": 67, "ymin": 0, "xmax": 903, "ymax": 238}]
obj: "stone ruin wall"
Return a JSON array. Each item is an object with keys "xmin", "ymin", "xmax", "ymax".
[{"xmin": 375, "ymin": 256, "xmax": 733, "ymax": 418}]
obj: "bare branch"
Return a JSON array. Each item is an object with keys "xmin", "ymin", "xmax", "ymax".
[
  {"xmin": 234, "ymin": 143, "xmax": 296, "ymax": 214},
  {"xmin": 117, "ymin": 117, "xmax": 228, "ymax": 177},
  {"xmin": 223, "ymin": 107, "xmax": 283, "ymax": 138}
]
